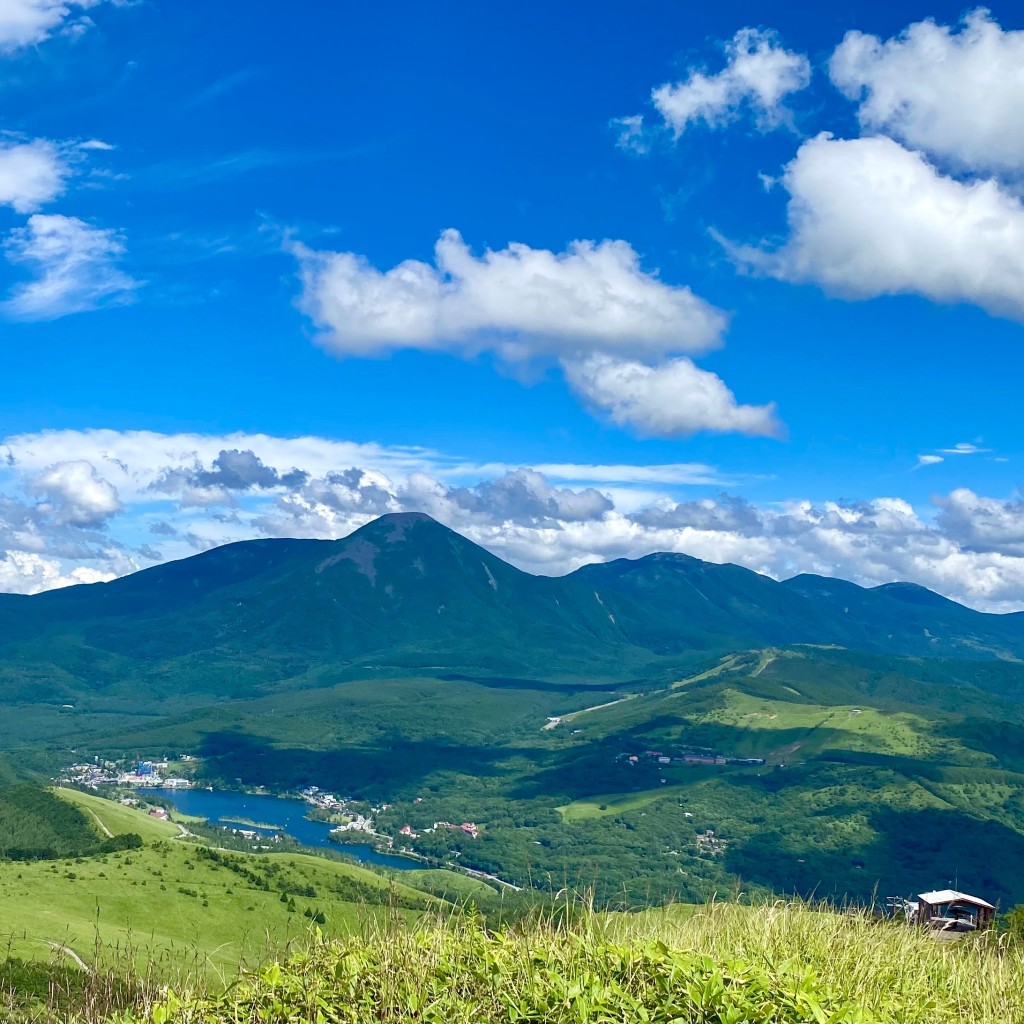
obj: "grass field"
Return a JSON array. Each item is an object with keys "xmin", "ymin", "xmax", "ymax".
[
  {"xmin": 557, "ymin": 783, "xmax": 700, "ymax": 821},
  {"xmin": 0, "ymin": 790, "xmax": 429, "ymax": 977},
  {"xmin": 108, "ymin": 900, "xmax": 1024, "ymax": 1024},
  {"xmin": 55, "ymin": 787, "xmax": 184, "ymax": 842},
  {"xmin": 394, "ymin": 868, "xmax": 497, "ymax": 901}
]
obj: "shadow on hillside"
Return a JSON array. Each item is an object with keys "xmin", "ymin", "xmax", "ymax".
[
  {"xmin": 507, "ymin": 705, "xmax": 1024, "ymax": 803},
  {"xmin": 724, "ymin": 804, "xmax": 1024, "ymax": 908},
  {"xmin": 194, "ymin": 730, "xmax": 546, "ymax": 800},
  {"xmin": 437, "ymin": 673, "xmax": 629, "ymax": 694},
  {"xmin": 931, "ymin": 716, "xmax": 1024, "ymax": 772}
]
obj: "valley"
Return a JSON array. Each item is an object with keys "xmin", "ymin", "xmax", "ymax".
[
  {"xmin": 2, "ymin": 515, "xmax": 1024, "ymax": 1019},
  {"xmin": 2, "ymin": 513, "xmax": 1023, "ymax": 912}
]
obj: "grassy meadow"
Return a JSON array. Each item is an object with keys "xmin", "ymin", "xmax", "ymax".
[
  {"xmin": 0, "ymin": 790, "xmax": 431, "ymax": 978},
  {"xmin": 96, "ymin": 900, "xmax": 1024, "ymax": 1024}
]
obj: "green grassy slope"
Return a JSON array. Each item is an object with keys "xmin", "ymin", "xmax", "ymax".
[
  {"xmin": 118, "ymin": 902, "xmax": 1024, "ymax": 1024},
  {"xmin": 0, "ymin": 790, "xmax": 432, "ymax": 973}
]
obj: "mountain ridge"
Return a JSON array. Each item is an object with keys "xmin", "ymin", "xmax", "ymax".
[{"xmin": 3, "ymin": 512, "xmax": 1023, "ymax": 677}]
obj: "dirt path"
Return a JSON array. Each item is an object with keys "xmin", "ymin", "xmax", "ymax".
[
  {"xmin": 48, "ymin": 943, "xmax": 93, "ymax": 974},
  {"xmin": 86, "ymin": 808, "xmax": 113, "ymax": 839}
]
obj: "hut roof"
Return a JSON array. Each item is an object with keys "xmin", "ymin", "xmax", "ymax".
[{"xmin": 918, "ymin": 889, "xmax": 994, "ymax": 910}]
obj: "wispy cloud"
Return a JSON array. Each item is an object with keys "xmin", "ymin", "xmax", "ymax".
[
  {"xmin": 938, "ymin": 442, "xmax": 992, "ymax": 455},
  {"xmin": 3, "ymin": 214, "xmax": 139, "ymax": 320},
  {"xmin": 178, "ymin": 68, "xmax": 261, "ymax": 112},
  {"xmin": 137, "ymin": 141, "xmax": 392, "ymax": 189},
  {"xmin": 915, "ymin": 441, "xmax": 993, "ymax": 469}
]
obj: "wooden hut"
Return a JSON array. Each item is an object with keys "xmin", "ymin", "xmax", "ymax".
[{"xmin": 916, "ymin": 889, "xmax": 995, "ymax": 932}]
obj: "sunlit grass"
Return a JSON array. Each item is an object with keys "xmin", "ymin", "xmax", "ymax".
[{"xmin": 97, "ymin": 899, "xmax": 1024, "ymax": 1024}]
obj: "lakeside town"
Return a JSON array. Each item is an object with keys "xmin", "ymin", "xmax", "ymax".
[
  {"xmin": 58, "ymin": 756, "xmax": 486, "ymax": 859},
  {"xmin": 61, "ymin": 757, "xmax": 196, "ymax": 791}
]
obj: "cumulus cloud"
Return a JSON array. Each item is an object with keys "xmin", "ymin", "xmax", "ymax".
[
  {"xmin": 935, "ymin": 489, "xmax": 1024, "ymax": 557},
  {"xmin": 151, "ymin": 449, "xmax": 309, "ymax": 506},
  {"xmin": 0, "ymin": 0, "xmax": 103, "ymax": 52},
  {"xmin": 632, "ymin": 494, "xmax": 763, "ymax": 534},
  {"xmin": 0, "ymin": 138, "xmax": 72, "ymax": 212},
  {"xmin": 447, "ymin": 469, "xmax": 612, "ymax": 524},
  {"xmin": 27, "ymin": 459, "xmax": 121, "ymax": 525},
  {"xmin": 0, "ymin": 550, "xmax": 112, "ymax": 593},
  {"xmin": 649, "ymin": 27, "xmax": 810, "ymax": 137},
  {"xmin": 4, "ymin": 213, "xmax": 138, "ymax": 319},
  {"xmin": 564, "ymin": 354, "xmax": 781, "ymax": 438},
  {"xmin": 293, "ymin": 228, "xmax": 782, "ymax": 438},
  {"xmin": 726, "ymin": 133, "xmax": 1024, "ymax": 320},
  {"xmin": 830, "ymin": 9, "xmax": 1024, "ymax": 177},
  {"xmin": 295, "ymin": 228, "xmax": 726, "ymax": 361}
]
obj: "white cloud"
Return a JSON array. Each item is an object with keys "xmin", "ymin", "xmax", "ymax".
[
  {"xmin": 4, "ymin": 428, "xmax": 1024, "ymax": 610},
  {"xmin": 0, "ymin": 550, "xmax": 112, "ymax": 594},
  {"xmin": 27, "ymin": 459, "xmax": 122, "ymax": 525},
  {"xmin": 727, "ymin": 133, "xmax": 1024, "ymax": 320},
  {"xmin": 0, "ymin": 428, "xmax": 731, "ymax": 502},
  {"xmin": 506, "ymin": 462, "xmax": 727, "ymax": 487},
  {"xmin": 0, "ymin": 0, "xmax": 102, "ymax": 52},
  {"xmin": 563, "ymin": 354, "xmax": 781, "ymax": 438},
  {"xmin": 0, "ymin": 138, "xmax": 70, "ymax": 212},
  {"xmin": 611, "ymin": 114, "xmax": 649, "ymax": 154},
  {"xmin": 830, "ymin": 9, "xmax": 1024, "ymax": 177},
  {"xmin": 650, "ymin": 27, "xmax": 810, "ymax": 136},
  {"xmin": 916, "ymin": 455, "xmax": 944, "ymax": 468},
  {"xmin": 938, "ymin": 442, "xmax": 991, "ymax": 455},
  {"xmin": 935, "ymin": 488, "xmax": 1024, "ymax": 557},
  {"xmin": 293, "ymin": 228, "xmax": 780, "ymax": 438},
  {"xmin": 4, "ymin": 213, "xmax": 138, "ymax": 319},
  {"xmin": 295, "ymin": 228, "xmax": 726, "ymax": 361}
]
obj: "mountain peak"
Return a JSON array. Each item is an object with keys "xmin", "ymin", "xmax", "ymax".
[
  {"xmin": 374, "ymin": 511, "xmax": 438, "ymax": 526},
  {"xmin": 871, "ymin": 581, "xmax": 960, "ymax": 608},
  {"xmin": 351, "ymin": 511, "xmax": 446, "ymax": 542}
]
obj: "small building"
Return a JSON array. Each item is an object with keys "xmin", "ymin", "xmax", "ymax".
[
  {"xmin": 148, "ymin": 807, "xmax": 169, "ymax": 820},
  {"xmin": 916, "ymin": 889, "xmax": 995, "ymax": 932}
]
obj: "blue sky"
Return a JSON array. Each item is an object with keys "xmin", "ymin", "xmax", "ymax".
[{"xmin": 1, "ymin": 0, "xmax": 1024, "ymax": 610}]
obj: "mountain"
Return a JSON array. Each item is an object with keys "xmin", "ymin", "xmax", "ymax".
[{"xmin": 2, "ymin": 512, "xmax": 1023, "ymax": 713}]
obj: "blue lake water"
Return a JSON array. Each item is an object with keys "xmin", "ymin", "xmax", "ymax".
[{"xmin": 150, "ymin": 787, "xmax": 420, "ymax": 871}]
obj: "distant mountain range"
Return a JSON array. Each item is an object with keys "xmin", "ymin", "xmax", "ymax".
[{"xmin": 1, "ymin": 511, "xmax": 1022, "ymax": 709}]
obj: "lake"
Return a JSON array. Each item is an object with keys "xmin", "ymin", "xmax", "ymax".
[{"xmin": 150, "ymin": 787, "xmax": 421, "ymax": 871}]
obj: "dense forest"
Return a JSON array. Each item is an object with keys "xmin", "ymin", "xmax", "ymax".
[{"xmin": 0, "ymin": 785, "xmax": 139, "ymax": 861}]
